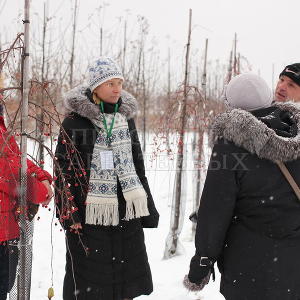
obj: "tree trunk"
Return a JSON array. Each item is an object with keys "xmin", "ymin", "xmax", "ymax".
[
  {"xmin": 166, "ymin": 47, "xmax": 171, "ymax": 150},
  {"xmin": 69, "ymin": 0, "xmax": 78, "ymax": 88},
  {"xmin": 202, "ymin": 39, "xmax": 208, "ymax": 100},
  {"xmin": 233, "ymin": 33, "xmax": 237, "ymax": 76},
  {"xmin": 192, "ymin": 130, "xmax": 204, "ymax": 235},
  {"xmin": 37, "ymin": 2, "xmax": 47, "ymax": 169},
  {"xmin": 122, "ymin": 21, "xmax": 127, "ymax": 74},
  {"xmin": 142, "ymin": 51, "xmax": 146, "ymax": 152},
  {"xmin": 164, "ymin": 9, "xmax": 192, "ymax": 259},
  {"xmin": 17, "ymin": 1, "xmax": 31, "ymax": 299}
]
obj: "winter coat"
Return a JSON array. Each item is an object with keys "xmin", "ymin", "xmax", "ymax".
[
  {"xmin": 0, "ymin": 116, "xmax": 52, "ymax": 242},
  {"xmin": 55, "ymin": 86, "xmax": 158, "ymax": 300},
  {"xmin": 188, "ymin": 103, "xmax": 300, "ymax": 300}
]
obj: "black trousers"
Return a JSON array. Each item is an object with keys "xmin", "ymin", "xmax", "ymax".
[{"xmin": 0, "ymin": 241, "xmax": 18, "ymax": 300}]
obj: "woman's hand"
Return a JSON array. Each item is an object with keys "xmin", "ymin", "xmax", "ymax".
[{"xmin": 41, "ymin": 180, "xmax": 53, "ymax": 205}]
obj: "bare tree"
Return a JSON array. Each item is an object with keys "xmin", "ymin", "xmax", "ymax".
[
  {"xmin": 69, "ymin": 0, "xmax": 78, "ymax": 88},
  {"xmin": 18, "ymin": 1, "xmax": 31, "ymax": 299},
  {"xmin": 233, "ymin": 33, "xmax": 238, "ymax": 76},
  {"xmin": 164, "ymin": 9, "xmax": 192, "ymax": 259},
  {"xmin": 36, "ymin": 2, "xmax": 48, "ymax": 169},
  {"xmin": 202, "ymin": 39, "xmax": 208, "ymax": 101},
  {"xmin": 191, "ymin": 38, "xmax": 209, "ymax": 236}
]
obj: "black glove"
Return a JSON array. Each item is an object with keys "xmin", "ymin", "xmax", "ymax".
[
  {"xmin": 188, "ymin": 255, "xmax": 214, "ymax": 284},
  {"xmin": 259, "ymin": 109, "xmax": 297, "ymax": 138},
  {"xmin": 189, "ymin": 211, "xmax": 198, "ymax": 223}
]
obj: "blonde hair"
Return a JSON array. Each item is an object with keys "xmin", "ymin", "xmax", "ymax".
[{"xmin": 92, "ymin": 93, "xmax": 101, "ymax": 104}]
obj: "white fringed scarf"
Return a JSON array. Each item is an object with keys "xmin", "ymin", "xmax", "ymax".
[{"xmin": 85, "ymin": 112, "xmax": 149, "ymax": 226}]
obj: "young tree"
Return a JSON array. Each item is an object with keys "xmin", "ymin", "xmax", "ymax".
[{"xmin": 164, "ymin": 9, "xmax": 193, "ymax": 259}]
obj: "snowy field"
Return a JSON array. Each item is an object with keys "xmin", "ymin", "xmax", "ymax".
[{"xmin": 30, "ymin": 134, "xmax": 225, "ymax": 299}]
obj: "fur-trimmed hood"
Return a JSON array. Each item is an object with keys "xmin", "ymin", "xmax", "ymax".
[
  {"xmin": 210, "ymin": 102, "xmax": 300, "ymax": 162},
  {"xmin": 63, "ymin": 84, "xmax": 138, "ymax": 120}
]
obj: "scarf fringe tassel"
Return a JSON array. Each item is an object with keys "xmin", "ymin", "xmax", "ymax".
[
  {"xmin": 86, "ymin": 202, "xmax": 119, "ymax": 226},
  {"xmin": 124, "ymin": 190, "xmax": 150, "ymax": 221}
]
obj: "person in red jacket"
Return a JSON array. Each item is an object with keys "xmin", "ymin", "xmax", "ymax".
[{"xmin": 0, "ymin": 104, "xmax": 53, "ymax": 300}]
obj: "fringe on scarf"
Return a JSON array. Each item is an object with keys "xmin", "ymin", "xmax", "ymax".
[
  {"xmin": 123, "ymin": 188, "xmax": 149, "ymax": 220},
  {"xmin": 85, "ymin": 202, "xmax": 119, "ymax": 226}
]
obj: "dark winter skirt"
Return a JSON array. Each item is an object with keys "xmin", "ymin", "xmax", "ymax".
[
  {"xmin": 63, "ymin": 219, "xmax": 153, "ymax": 300},
  {"xmin": 0, "ymin": 240, "xmax": 18, "ymax": 300},
  {"xmin": 219, "ymin": 223, "xmax": 300, "ymax": 300}
]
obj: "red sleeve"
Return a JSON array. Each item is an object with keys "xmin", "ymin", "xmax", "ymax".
[
  {"xmin": 0, "ymin": 118, "xmax": 51, "ymax": 204},
  {"xmin": 7, "ymin": 134, "xmax": 53, "ymax": 183},
  {"xmin": 0, "ymin": 119, "xmax": 52, "ymax": 183},
  {"xmin": 27, "ymin": 159, "xmax": 52, "ymax": 183},
  {"xmin": 27, "ymin": 175, "xmax": 48, "ymax": 204}
]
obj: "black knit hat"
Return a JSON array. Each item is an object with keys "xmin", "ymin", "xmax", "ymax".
[{"xmin": 279, "ymin": 63, "xmax": 300, "ymax": 87}]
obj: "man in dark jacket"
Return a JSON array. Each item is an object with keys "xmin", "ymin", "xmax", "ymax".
[
  {"xmin": 275, "ymin": 63, "xmax": 300, "ymax": 102},
  {"xmin": 184, "ymin": 73, "xmax": 300, "ymax": 300}
]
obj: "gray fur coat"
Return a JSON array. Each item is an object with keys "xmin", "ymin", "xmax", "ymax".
[
  {"xmin": 63, "ymin": 84, "xmax": 138, "ymax": 120},
  {"xmin": 210, "ymin": 102, "xmax": 300, "ymax": 162},
  {"xmin": 188, "ymin": 102, "xmax": 300, "ymax": 300}
]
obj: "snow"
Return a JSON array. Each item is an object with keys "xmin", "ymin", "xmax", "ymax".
[{"xmin": 30, "ymin": 135, "xmax": 225, "ymax": 299}]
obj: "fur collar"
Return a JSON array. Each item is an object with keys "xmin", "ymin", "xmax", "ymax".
[
  {"xmin": 63, "ymin": 85, "xmax": 138, "ymax": 120},
  {"xmin": 210, "ymin": 102, "xmax": 300, "ymax": 162}
]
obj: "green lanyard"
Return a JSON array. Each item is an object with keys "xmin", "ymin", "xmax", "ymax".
[{"xmin": 99, "ymin": 101, "xmax": 119, "ymax": 140}]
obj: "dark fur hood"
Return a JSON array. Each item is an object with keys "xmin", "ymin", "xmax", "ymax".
[
  {"xmin": 63, "ymin": 84, "xmax": 138, "ymax": 120},
  {"xmin": 210, "ymin": 102, "xmax": 300, "ymax": 162}
]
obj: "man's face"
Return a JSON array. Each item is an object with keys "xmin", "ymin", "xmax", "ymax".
[{"xmin": 275, "ymin": 75, "xmax": 300, "ymax": 102}]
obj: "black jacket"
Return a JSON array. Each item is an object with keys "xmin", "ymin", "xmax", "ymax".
[
  {"xmin": 54, "ymin": 86, "xmax": 158, "ymax": 300},
  {"xmin": 55, "ymin": 113, "xmax": 158, "ymax": 229},
  {"xmin": 55, "ymin": 88, "xmax": 159, "ymax": 229},
  {"xmin": 189, "ymin": 103, "xmax": 300, "ymax": 300}
]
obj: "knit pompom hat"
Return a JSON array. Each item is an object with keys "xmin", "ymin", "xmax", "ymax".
[
  {"xmin": 88, "ymin": 57, "xmax": 124, "ymax": 92},
  {"xmin": 224, "ymin": 73, "xmax": 273, "ymax": 111}
]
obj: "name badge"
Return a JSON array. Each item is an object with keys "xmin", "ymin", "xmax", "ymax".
[{"xmin": 100, "ymin": 151, "xmax": 114, "ymax": 170}]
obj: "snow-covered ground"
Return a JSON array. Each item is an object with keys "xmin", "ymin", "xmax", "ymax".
[{"xmin": 30, "ymin": 134, "xmax": 225, "ymax": 299}]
